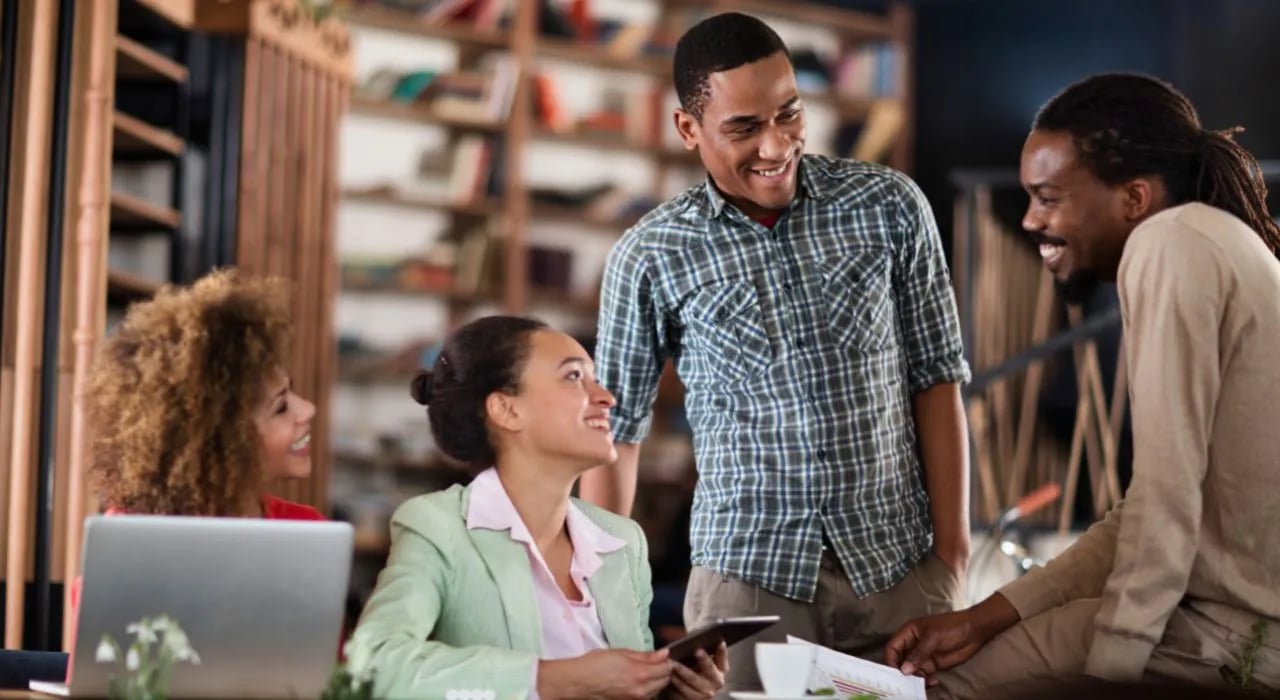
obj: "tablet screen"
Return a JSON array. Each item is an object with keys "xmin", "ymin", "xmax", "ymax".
[{"xmin": 662, "ymin": 615, "xmax": 780, "ymax": 663}]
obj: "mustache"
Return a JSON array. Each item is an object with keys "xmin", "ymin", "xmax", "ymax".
[{"xmin": 1028, "ymin": 231, "xmax": 1068, "ymax": 246}]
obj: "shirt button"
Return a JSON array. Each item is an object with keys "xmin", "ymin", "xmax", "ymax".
[
  {"xmin": 817, "ymin": 448, "xmax": 827, "ymax": 459},
  {"xmin": 783, "ymin": 283, "xmax": 792, "ymax": 292},
  {"xmin": 796, "ymin": 338, "xmax": 806, "ymax": 348},
  {"xmin": 564, "ymin": 611, "xmax": 572, "ymax": 621}
]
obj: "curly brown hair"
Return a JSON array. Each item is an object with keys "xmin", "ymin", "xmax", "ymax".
[{"xmin": 87, "ymin": 269, "xmax": 293, "ymax": 516}]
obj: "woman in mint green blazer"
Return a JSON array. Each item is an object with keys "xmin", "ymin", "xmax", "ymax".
[{"xmin": 351, "ymin": 317, "xmax": 726, "ymax": 700}]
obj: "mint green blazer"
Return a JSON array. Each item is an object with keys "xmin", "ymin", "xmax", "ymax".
[{"xmin": 350, "ymin": 482, "xmax": 654, "ymax": 699}]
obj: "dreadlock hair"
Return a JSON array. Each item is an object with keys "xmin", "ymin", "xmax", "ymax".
[
  {"xmin": 1034, "ymin": 72, "xmax": 1280, "ymax": 258},
  {"xmin": 673, "ymin": 12, "xmax": 790, "ymax": 122}
]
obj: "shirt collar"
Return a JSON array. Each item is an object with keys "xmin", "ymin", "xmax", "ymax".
[
  {"xmin": 465, "ymin": 468, "xmax": 626, "ymax": 570},
  {"xmin": 700, "ymin": 154, "xmax": 829, "ymax": 220}
]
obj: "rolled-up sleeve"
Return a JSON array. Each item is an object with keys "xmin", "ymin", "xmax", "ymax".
[
  {"xmin": 891, "ymin": 175, "xmax": 970, "ymax": 393},
  {"xmin": 595, "ymin": 233, "xmax": 670, "ymax": 444}
]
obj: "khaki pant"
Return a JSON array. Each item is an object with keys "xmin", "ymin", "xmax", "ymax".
[
  {"xmin": 684, "ymin": 550, "xmax": 962, "ymax": 695},
  {"xmin": 932, "ymin": 599, "xmax": 1280, "ymax": 699}
]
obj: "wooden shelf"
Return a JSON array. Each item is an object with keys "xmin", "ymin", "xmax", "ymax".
[
  {"xmin": 349, "ymin": 97, "xmax": 505, "ymax": 133},
  {"xmin": 536, "ymin": 37, "xmax": 668, "ymax": 76},
  {"xmin": 115, "ymin": 34, "xmax": 188, "ymax": 82},
  {"xmin": 341, "ymin": 279, "xmax": 487, "ymax": 305},
  {"xmin": 343, "ymin": 188, "xmax": 499, "ymax": 218},
  {"xmin": 109, "ymin": 191, "xmax": 181, "ymax": 230},
  {"xmin": 106, "ymin": 268, "xmax": 162, "ymax": 302},
  {"xmin": 669, "ymin": 0, "xmax": 894, "ymax": 40},
  {"xmin": 113, "ymin": 111, "xmax": 184, "ymax": 157},
  {"xmin": 341, "ymin": 278, "xmax": 593, "ymax": 314},
  {"xmin": 531, "ymin": 201, "xmax": 641, "ymax": 232},
  {"xmin": 345, "ymin": 5, "xmax": 510, "ymax": 49},
  {"xmin": 533, "ymin": 127, "xmax": 697, "ymax": 163},
  {"xmin": 528, "ymin": 288, "xmax": 597, "ymax": 315},
  {"xmin": 802, "ymin": 91, "xmax": 877, "ymax": 121}
]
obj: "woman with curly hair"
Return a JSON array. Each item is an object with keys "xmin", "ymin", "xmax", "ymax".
[
  {"xmin": 85, "ymin": 267, "xmax": 320, "ymax": 518},
  {"xmin": 42, "ymin": 270, "xmax": 325, "ymax": 681}
]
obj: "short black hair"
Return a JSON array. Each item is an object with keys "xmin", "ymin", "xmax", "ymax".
[
  {"xmin": 673, "ymin": 12, "xmax": 791, "ymax": 122},
  {"xmin": 409, "ymin": 315, "xmax": 548, "ymax": 466}
]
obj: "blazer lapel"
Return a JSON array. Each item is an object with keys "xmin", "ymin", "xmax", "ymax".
[
  {"xmin": 462, "ymin": 490, "xmax": 543, "ymax": 653},
  {"xmin": 586, "ymin": 549, "xmax": 645, "ymax": 650}
]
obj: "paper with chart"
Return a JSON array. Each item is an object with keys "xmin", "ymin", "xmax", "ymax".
[{"xmin": 786, "ymin": 636, "xmax": 926, "ymax": 699}]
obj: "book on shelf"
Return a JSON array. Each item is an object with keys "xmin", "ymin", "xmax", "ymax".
[
  {"xmin": 604, "ymin": 23, "xmax": 654, "ymax": 59},
  {"xmin": 411, "ymin": 0, "xmax": 508, "ymax": 29},
  {"xmin": 528, "ymin": 245, "xmax": 574, "ymax": 292},
  {"xmin": 834, "ymin": 42, "xmax": 897, "ymax": 99},
  {"xmin": 454, "ymin": 218, "xmax": 504, "ymax": 296},
  {"xmin": 533, "ymin": 73, "xmax": 572, "ymax": 133},
  {"xmin": 448, "ymin": 135, "xmax": 494, "ymax": 203},
  {"xmin": 429, "ymin": 54, "xmax": 519, "ymax": 122}
]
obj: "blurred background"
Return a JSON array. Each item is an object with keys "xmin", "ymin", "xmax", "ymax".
[{"xmin": 3, "ymin": 0, "xmax": 1279, "ymax": 651}]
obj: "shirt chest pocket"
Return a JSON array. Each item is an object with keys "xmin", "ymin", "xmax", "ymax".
[
  {"xmin": 683, "ymin": 281, "xmax": 773, "ymax": 383},
  {"xmin": 820, "ymin": 248, "xmax": 896, "ymax": 352}
]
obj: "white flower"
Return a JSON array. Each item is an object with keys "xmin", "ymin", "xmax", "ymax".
[
  {"xmin": 127, "ymin": 620, "xmax": 157, "ymax": 644},
  {"xmin": 164, "ymin": 627, "xmax": 191, "ymax": 657},
  {"xmin": 150, "ymin": 616, "xmax": 171, "ymax": 632},
  {"xmin": 125, "ymin": 647, "xmax": 140, "ymax": 672},
  {"xmin": 95, "ymin": 637, "xmax": 118, "ymax": 663}
]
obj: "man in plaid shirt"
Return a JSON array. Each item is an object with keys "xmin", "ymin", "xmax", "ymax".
[{"xmin": 582, "ymin": 13, "xmax": 971, "ymax": 691}]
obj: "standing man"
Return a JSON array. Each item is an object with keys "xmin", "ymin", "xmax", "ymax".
[
  {"xmin": 885, "ymin": 73, "xmax": 1280, "ymax": 697},
  {"xmin": 585, "ymin": 12, "xmax": 971, "ymax": 691}
]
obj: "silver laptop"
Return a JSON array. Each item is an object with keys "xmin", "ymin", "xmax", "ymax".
[{"xmin": 32, "ymin": 515, "xmax": 353, "ymax": 698}]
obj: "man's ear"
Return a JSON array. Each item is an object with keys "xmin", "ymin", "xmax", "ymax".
[
  {"xmin": 485, "ymin": 391, "xmax": 524, "ymax": 434},
  {"xmin": 674, "ymin": 108, "xmax": 700, "ymax": 151},
  {"xmin": 1121, "ymin": 176, "xmax": 1164, "ymax": 221}
]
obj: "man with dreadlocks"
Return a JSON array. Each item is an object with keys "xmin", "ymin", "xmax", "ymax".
[{"xmin": 885, "ymin": 73, "xmax": 1280, "ymax": 698}]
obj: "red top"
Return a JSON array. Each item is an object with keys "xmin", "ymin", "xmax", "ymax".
[
  {"xmin": 261, "ymin": 494, "xmax": 326, "ymax": 521},
  {"xmin": 754, "ymin": 211, "xmax": 781, "ymax": 229},
  {"xmin": 66, "ymin": 495, "xmax": 326, "ymax": 678}
]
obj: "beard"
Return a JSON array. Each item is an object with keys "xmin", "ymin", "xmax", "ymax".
[{"xmin": 1055, "ymin": 268, "xmax": 1101, "ymax": 305}]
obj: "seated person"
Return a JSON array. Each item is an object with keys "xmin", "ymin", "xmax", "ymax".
[
  {"xmin": 86, "ymin": 268, "xmax": 322, "ymax": 519},
  {"xmin": 884, "ymin": 73, "xmax": 1280, "ymax": 698},
  {"xmin": 350, "ymin": 316, "xmax": 726, "ymax": 699},
  {"xmin": 70, "ymin": 269, "xmax": 324, "ymax": 638}
]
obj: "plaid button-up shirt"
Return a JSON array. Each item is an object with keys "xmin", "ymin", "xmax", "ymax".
[{"xmin": 595, "ymin": 155, "xmax": 969, "ymax": 602}]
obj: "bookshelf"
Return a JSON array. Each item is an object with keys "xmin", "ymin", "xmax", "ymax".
[{"xmin": 334, "ymin": 0, "xmax": 916, "ymax": 557}]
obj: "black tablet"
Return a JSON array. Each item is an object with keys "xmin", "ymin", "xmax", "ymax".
[{"xmin": 661, "ymin": 615, "xmax": 781, "ymax": 664}]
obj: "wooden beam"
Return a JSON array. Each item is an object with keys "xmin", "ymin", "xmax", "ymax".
[
  {"xmin": 112, "ymin": 110, "xmax": 183, "ymax": 157},
  {"xmin": 109, "ymin": 190, "xmax": 181, "ymax": 229},
  {"xmin": 114, "ymin": 34, "xmax": 187, "ymax": 83},
  {"xmin": 502, "ymin": 0, "xmax": 535, "ymax": 312},
  {"xmin": 5, "ymin": 0, "xmax": 60, "ymax": 650}
]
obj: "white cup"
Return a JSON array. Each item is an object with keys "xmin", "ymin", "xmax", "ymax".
[{"xmin": 754, "ymin": 642, "xmax": 815, "ymax": 697}]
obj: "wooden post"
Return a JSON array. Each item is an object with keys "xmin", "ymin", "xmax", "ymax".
[
  {"xmin": 502, "ymin": 0, "xmax": 534, "ymax": 312},
  {"xmin": 5, "ymin": 0, "xmax": 59, "ymax": 650},
  {"xmin": 60, "ymin": 0, "xmax": 117, "ymax": 648}
]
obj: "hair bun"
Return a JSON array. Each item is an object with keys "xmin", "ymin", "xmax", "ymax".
[{"xmin": 409, "ymin": 370, "xmax": 434, "ymax": 406}]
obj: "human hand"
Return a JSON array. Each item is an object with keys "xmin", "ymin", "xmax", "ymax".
[
  {"xmin": 667, "ymin": 642, "xmax": 728, "ymax": 700},
  {"xmin": 538, "ymin": 648, "xmax": 672, "ymax": 700},
  {"xmin": 884, "ymin": 595, "xmax": 1020, "ymax": 684}
]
